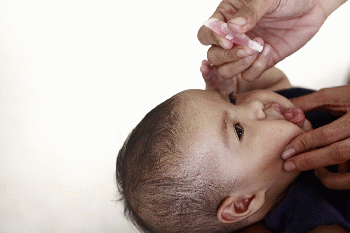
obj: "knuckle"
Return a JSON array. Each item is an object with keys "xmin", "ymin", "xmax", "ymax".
[
  {"xmin": 319, "ymin": 87, "xmax": 331, "ymax": 95},
  {"xmin": 298, "ymin": 154, "xmax": 313, "ymax": 170},
  {"xmin": 239, "ymin": 4, "xmax": 258, "ymax": 24},
  {"xmin": 332, "ymin": 143, "xmax": 350, "ymax": 164},
  {"xmin": 297, "ymin": 133, "xmax": 312, "ymax": 152},
  {"xmin": 319, "ymin": 127, "xmax": 338, "ymax": 144},
  {"xmin": 317, "ymin": 88, "xmax": 329, "ymax": 101},
  {"xmin": 224, "ymin": 49, "xmax": 236, "ymax": 61},
  {"xmin": 318, "ymin": 87, "xmax": 328, "ymax": 96},
  {"xmin": 308, "ymin": 88, "xmax": 327, "ymax": 107},
  {"xmin": 216, "ymin": 1, "xmax": 235, "ymax": 17}
]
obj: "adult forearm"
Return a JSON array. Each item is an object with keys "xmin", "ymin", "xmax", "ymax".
[{"xmin": 319, "ymin": 0, "xmax": 348, "ymax": 17}]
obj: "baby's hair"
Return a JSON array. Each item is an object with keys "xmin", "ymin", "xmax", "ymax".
[{"xmin": 116, "ymin": 94, "xmax": 243, "ymax": 233}]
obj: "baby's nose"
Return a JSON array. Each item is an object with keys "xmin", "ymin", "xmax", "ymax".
[{"xmin": 246, "ymin": 100, "xmax": 265, "ymax": 120}]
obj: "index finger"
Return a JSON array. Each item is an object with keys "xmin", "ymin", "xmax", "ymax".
[
  {"xmin": 282, "ymin": 113, "xmax": 350, "ymax": 159},
  {"xmin": 283, "ymin": 138, "xmax": 350, "ymax": 172}
]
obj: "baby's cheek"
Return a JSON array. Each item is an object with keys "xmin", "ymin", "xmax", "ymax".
[
  {"xmin": 269, "ymin": 125, "xmax": 296, "ymax": 148},
  {"xmin": 266, "ymin": 126, "xmax": 285, "ymax": 138}
]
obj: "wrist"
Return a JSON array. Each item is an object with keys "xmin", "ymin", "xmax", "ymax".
[{"xmin": 319, "ymin": 0, "xmax": 348, "ymax": 17}]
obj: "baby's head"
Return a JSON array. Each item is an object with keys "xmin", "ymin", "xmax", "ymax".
[{"xmin": 117, "ymin": 89, "xmax": 311, "ymax": 233}]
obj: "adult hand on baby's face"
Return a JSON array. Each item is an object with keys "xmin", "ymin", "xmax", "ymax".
[
  {"xmin": 197, "ymin": 0, "xmax": 326, "ymax": 82},
  {"xmin": 282, "ymin": 86, "xmax": 350, "ymax": 190}
]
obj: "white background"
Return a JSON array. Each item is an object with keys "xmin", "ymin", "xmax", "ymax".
[{"xmin": 0, "ymin": 0, "xmax": 349, "ymax": 232}]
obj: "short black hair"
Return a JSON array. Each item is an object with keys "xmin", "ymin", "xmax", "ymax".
[{"xmin": 116, "ymin": 94, "xmax": 241, "ymax": 233}]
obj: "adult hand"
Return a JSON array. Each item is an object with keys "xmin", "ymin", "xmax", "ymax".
[
  {"xmin": 281, "ymin": 85, "xmax": 350, "ymax": 190},
  {"xmin": 197, "ymin": 0, "xmax": 329, "ymax": 82},
  {"xmin": 200, "ymin": 60, "xmax": 238, "ymax": 95}
]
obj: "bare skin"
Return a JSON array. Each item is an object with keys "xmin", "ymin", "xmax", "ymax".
[
  {"xmin": 198, "ymin": 0, "xmax": 349, "ymax": 191},
  {"xmin": 282, "ymin": 85, "xmax": 350, "ymax": 190},
  {"xmin": 197, "ymin": 0, "xmax": 346, "ymax": 82}
]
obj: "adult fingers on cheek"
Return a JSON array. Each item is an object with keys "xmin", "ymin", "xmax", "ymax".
[
  {"xmin": 283, "ymin": 150, "xmax": 320, "ymax": 173},
  {"xmin": 283, "ymin": 139, "xmax": 350, "ymax": 173},
  {"xmin": 314, "ymin": 167, "xmax": 350, "ymax": 190},
  {"xmin": 197, "ymin": 26, "xmax": 234, "ymax": 49},
  {"xmin": 207, "ymin": 44, "xmax": 255, "ymax": 66},
  {"xmin": 240, "ymin": 44, "xmax": 272, "ymax": 82},
  {"xmin": 282, "ymin": 115, "xmax": 350, "ymax": 161},
  {"xmin": 217, "ymin": 52, "xmax": 259, "ymax": 79}
]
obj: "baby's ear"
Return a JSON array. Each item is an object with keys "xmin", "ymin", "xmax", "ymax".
[{"xmin": 217, "ymin": 190, "xmax": 266, "ymax": 223}]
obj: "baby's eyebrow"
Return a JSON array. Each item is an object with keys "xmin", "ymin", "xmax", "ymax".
[{"xmin": 221, "ymin": 111, "xmax": 230, "ymax": 148}]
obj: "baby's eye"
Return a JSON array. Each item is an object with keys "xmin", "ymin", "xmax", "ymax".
[
  {"xmin": 229, "ymin": 93, "xmax": 236, "ymax": 105},
  {"xmin": 235, "ymin": 123, "xmax": 243, "ymax": 140}
]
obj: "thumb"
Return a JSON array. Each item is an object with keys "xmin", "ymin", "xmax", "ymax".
[
  {"xmin": 197, "ymin": 25, "xmax": 234, "ymax": 49},
  {"xmin": 227, "ymin": 0, "xmax": 275, "ymax": 33}
]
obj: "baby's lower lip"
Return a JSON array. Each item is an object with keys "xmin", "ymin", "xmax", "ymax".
[{"xmin": 271, "ymin": 103, "xmax": 305, "ymax": 128}]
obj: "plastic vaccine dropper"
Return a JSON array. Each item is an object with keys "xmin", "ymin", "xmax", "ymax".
[{"xmin": 203, "ymin": 18, "xmax": 263, "ymax": 52}]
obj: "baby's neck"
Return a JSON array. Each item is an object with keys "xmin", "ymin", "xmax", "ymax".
[{"xmin": 266, "ymin": 178, "xmax": 298, "ymax": 215}]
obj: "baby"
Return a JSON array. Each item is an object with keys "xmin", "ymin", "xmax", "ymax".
[{"xmin": 116, "ymin": 64, "xmax": 319, "ymax": 232}]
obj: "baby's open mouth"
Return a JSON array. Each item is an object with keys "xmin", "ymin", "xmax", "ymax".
[{"xmin": 271, "ymin": 103, "xmax": 305, "ymax": 128}]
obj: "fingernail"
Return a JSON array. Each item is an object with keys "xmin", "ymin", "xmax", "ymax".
[
  {"xmin": 237, "ymin": 48, "xmax": 248, "ymax": 58},
  {"xmin": 284, "ymin": 161, "xmax": 296, "ymax": 172},
  {"xmin": 229, "ymin": 17, "xmax": 247, "ymax": 26},
  {"xmin": 281, "ymin": 148, "xmax": 296, "ymax": 160}
]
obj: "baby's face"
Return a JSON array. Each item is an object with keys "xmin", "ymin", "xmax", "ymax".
[{"xmin": 177, "ymin": 89, "xmax": 311, "ymax": 194}]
